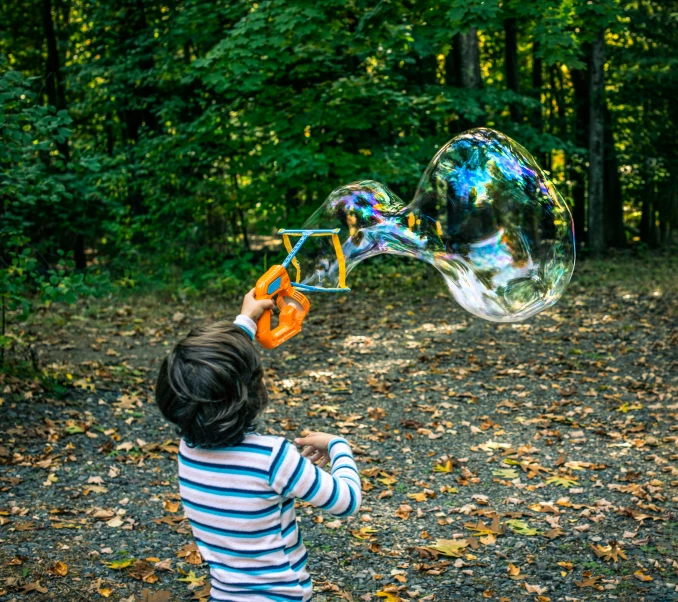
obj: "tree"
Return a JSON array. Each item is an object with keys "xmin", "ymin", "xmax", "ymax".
[
  {"xmin": 587, "ymin": 28, "xmax": 606, "ymax": 255},
  {"xmin": 504, "ymin": 16, "xmax": 520, "ymax": 121}
]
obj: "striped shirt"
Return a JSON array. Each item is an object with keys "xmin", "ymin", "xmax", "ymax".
[{"xmin": 178, "ymin": 435, "xmax": 361, "ymax": 601}]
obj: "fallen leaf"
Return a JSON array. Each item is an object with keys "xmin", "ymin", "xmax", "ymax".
[
  {"xmin": 21, "ymin": 581, "xmax": 48, "ymax": 594},
  {"xmin": 425, "ymin": 538, "xmax": 469, "ymax": 558},
  {"xmin": 590, "ymin": 542, "xmax": 627, "ymax": 563}
]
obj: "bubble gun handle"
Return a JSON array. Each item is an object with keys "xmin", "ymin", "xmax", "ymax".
[{"xmin": 254, "ymin": 265, "xmax": 310, "ymax": 349}]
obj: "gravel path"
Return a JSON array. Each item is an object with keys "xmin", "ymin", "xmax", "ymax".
[{"xmin": 1, "ymin": 256, "xmax": 676, "ymax": 602}]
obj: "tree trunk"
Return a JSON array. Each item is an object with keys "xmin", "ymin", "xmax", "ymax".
[
  {"xmin": 459, "ymin": 28, "xmax": 483, "ymax": 90},
  {"xmin": 453, "ymin": 28, "xmax": 483, "ymax": 133},
  {"xmin": 639, "ymin": 189, "xmax": 657, "ymax": 247},
  {"xmin": 42, "ymin": 0, "xmax": 69, "ymax": 160},
  {"xmin": 531, "ymin": 41, "xmax": 542, "ymax": 129},
  {"xmin": 504, "ymin": 17, "xmax": 520, "ymax": 122},
  {"xmin": 531, "ymin": 41, "xmax": 549, "ymax": 167},
  {"xmin": 570, "ymin": 51, "xmax": 590, "ymax": 247},
  {"xmin": 588, "ymin": 29, "xmax": 605, "ymax": 255},
  {"xmin": 603, "ymin": 105, "xmax": 626, "ymax": 247},
  {"xmin": 122, "ymin": 0, "xmax": 157, "ymax": 218},
  {"xmin": 446, "ymin": 34, "xmax": 463, "ymax": 87},
  {"xmin": 43, "ymin": 0, "xmax": 87, "ymax": 269}
]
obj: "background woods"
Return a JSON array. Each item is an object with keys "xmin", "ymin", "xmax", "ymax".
[{"xmin": 1, "ymin": 0, "xmax": 677, "ymax": 326}]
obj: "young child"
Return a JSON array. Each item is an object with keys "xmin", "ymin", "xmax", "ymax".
[{"xmin": 155, "ymin": 290, "xmax": 362, "ymax": 602}]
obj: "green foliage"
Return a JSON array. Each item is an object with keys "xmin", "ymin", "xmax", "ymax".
[{"xmin": 0, "ymin": 67, "xmax": 108, "ymax": 354}]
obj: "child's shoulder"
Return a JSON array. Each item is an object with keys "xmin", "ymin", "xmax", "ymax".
[
  {"xmin": 179, "ymin": 434, "xmax": 289, "ymax": 458},
  {"xmin": 240, "ymin": 433, "xmax": 290, "ymax": 455}
]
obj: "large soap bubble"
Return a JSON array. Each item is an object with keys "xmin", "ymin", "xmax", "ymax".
[{"xmin": 299, "ymin": 128, "xmax": 575, "ymax": 322}]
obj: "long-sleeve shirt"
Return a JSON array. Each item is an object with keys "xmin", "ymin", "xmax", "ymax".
[{"xmin": 178, "ymin": 435, "xmax": 361, "ymax": 602}]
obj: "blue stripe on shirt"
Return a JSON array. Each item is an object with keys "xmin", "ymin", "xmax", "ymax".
[
  {"xmin": 217, "ymin": 443, "xmax": 273, "ymax": 455},
  {"xmin": 194, "ymin": 536, "xmax": 285, "ymax": 558},
  {"xmin": 179, "ymin": 452, "xmax": 268, "ymax": 476},
  {"xmin": 269, "ymin": 441, "xmax": 289, "ymax": 484},
  {"xmin": 188, "ymin": 516, "xmax": 281, "ymax": 538},
  {"xmin": 182, "ymin": 497, "xmax": 280, "ymax": 519},
  {"xmin": 281, "ymin": 457, "xmax": 305, "ymax": 497},
  {"xmin": 281, "ymin": 520, "xmax": 297, "ymax": 538},
  {"xmin": 210, "ymin": 585, "xmax": 303, "ymax": 602},
  {"xmin": 318, "ymin": 479, "xmax": 339, "ymax": 510},
  {"xmin": 211, "ymin": 578, "xmax": 301, "ymax": 589},
  {"xmin": 179, "ymin": 477, "xmax": 277, "ymax": 498},
  {"xmin": 211, "ymin": 560, "xmax": 291, "ymax": 575},
  {"xmin": 328, "ymin": 438, "xmax": 349, "ymax": 454},
  {"xmin": 336, "ymin": 482, "xmax": 358, "ymax": 517},
  {"xmin": 300, "ymin": 468, "xmax": 321, "ymax": 501}
]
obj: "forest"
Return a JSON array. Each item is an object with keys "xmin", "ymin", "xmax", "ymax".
[{"xmin": 1, "ymin": 0, "xmax": 677, "ymax": 323}]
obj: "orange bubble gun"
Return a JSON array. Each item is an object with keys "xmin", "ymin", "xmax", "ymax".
[{"xmin": 254, "ymin": 228, "xmax": 350, "ymax": 349}]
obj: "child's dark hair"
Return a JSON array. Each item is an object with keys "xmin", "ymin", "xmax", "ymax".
[{"xmin": 155, "ymin": 322, "xmax": 268, "ymax": 448}]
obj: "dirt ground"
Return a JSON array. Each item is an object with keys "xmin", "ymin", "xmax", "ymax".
[{"xmin": 1, "ymin": 255, "xmax": 676, "ymax": 602}]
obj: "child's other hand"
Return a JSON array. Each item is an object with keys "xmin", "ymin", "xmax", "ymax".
[
  {"xmin": 295, "ymin": 431, "xmax": 336, "ymax": 468},
  {"xmin": 241, "ymin": 288, "xmax": 275, "ymax": 322}
]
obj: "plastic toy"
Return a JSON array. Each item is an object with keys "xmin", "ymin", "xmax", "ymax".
[{"xmin": 254, "ymin": 229, "xmax": 350, "ymax": 349}]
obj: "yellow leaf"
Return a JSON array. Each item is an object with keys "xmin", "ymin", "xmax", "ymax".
[
  {"xmin": 177, "ymin": 570, "xmax": 205, "ymax": 587},
  {"xmin": 590, "ymin": 542, "xmax": 627, "ymax": 563},
  {"xmin": 507, "ymin": 563, "xmax": 520, "ymax": 577},
  {"xmin": 351, "ymin": 527, "xmax": 379, "ymax": 540},
  {"xmin": 433, "ymin": 460, "xmax": 454, "ymax": 473},
  {"xmin": 407, "ymin": 492, "xmax": 427, "ymax": 502},
  {"xmin": 634, "ymin": 570, "xmax": 653, "ymax": 582},
  {"xmin": 545, "ymin": 475, "xmax": 579, "ymax": 488},
  {"xmin": 163, "ymin": 500, "xmax": 180, "ymax": 513},
  {"xmin": 104, "ymin": 558, "xmax": 134, "ymax": 570},
  {"xmin": 51, "ymin": 561, "xmax": 68, "ymax": 576},
  {"xmin": 425, "ymin": 538, "xmax": 468, "ymax": 558},
  {"xmin": 375, "ymin": 592, "xmax": 402, "ymax": 602}
]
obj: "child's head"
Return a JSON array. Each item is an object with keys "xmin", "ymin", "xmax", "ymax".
[{"xmin": 155, "ymin": 322, "xmax": 268, "ymax": 448}]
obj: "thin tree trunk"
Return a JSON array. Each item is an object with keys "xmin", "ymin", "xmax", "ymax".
[
  {"xmin": 446, "ymin": 34, "xmax": 463, "ymax": 135},
  {"xmin": 588, "ymin": 29, "xmax": 605, "ymax": 254},
  {"xmin": 639, "ymin": 187, "xmax": 657, "ymax": 247},
  {"xmin": 603, "ymin": 105, "xmax": 626, "ymax": 247},
  {"xmin": 238, "ymin": 208, "xmax": 250, "ymax": 251},
  {"xmin": 504, "ymin": 17, "xmax": 520, "ymax": 121},
  {"xmin": 42, "ymin": 0, "xmax": 69, "ymax": 160},
  {"xmin": 531, "ymin": 41, "xmax": 549, "ymax": 167},
  {"xmin": 570, "ymin": 51, "xmax": 590, "ymax": 246}
]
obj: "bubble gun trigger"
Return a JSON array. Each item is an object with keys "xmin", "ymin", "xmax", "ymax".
[{"xmin": 254, "ymin": 265, "xmax": 310, "ymax": 349}]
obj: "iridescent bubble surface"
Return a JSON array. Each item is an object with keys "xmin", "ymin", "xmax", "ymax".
[{"xmin": 300, "ymin": 128, "xmax": 575, "ymax": 321}]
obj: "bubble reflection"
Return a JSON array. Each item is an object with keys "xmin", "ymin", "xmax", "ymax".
[{"xmin": 300, "ymin": 128, "xmax": 575, "ymax": 322}]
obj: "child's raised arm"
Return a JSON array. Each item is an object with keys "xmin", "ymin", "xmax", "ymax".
[{"xmin": 268, "ymin": 432, "xmax": 362, "ymax": 518}]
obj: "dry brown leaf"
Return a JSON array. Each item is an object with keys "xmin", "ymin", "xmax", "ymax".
[
  {"xmin": 21, "ymin": 581, "xmax": 48, "ymax": 594},
  {"xmin": 136, "ymin": 590, "xmax": 173, "ymax": 602},
  {"xmin": 590, "ymin": 541, "xmax": 627, "ymax": 563},
  {"xmin": 49, "ymin": 561, "xmax": 68, "ymax": 576},
  {"xmin": 507, "ymin": 563, "xmax": 520, "ymax": 577},
  {"xmin": 575, "ymin": 572, "xmax": 604, "ymax": 590},
  {"xmin": 634, "ymin": 570, "xmax": 653, "ymax": 582}
]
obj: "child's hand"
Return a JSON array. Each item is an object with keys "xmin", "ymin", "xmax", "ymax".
[
  {"xmin": 295, "ymin": 432, "xmax": 336, "ymax": 468},
  {"xmin": 240, "ymin": 288, "xmax": 275, "ymax": 322}
]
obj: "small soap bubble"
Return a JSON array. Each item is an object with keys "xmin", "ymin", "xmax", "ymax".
[{"xmin": 300, "ymin": 128, "xmax": 575, "ymax": 321}]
